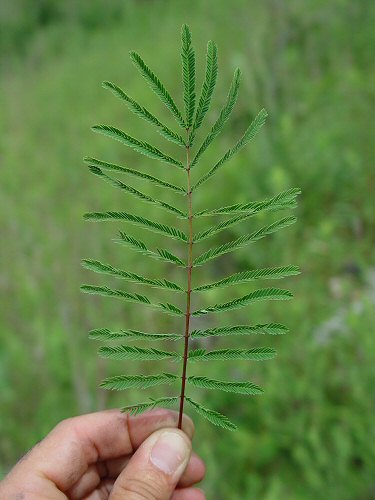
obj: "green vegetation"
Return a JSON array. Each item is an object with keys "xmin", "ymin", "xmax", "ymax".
[{"xmin": 1, "ymin": 1, "xmax": 374, "ymax": 498}]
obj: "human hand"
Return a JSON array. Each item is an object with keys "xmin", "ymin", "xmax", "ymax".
[{"xmin": 0, "ymin": 408, "xmax": 205, "ymax": 499}]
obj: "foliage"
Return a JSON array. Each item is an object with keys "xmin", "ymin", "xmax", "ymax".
[
  {"xmin": 82, "ymin": 24, "xmax": 300, "ymax": 430},
  {"xmin": 1, "ymin": 1, "xmax": 375, "ymax": 498}
]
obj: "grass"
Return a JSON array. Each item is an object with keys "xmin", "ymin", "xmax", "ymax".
[{"xmin": 1, "ymin": 1, "xmax": 375, "ymax": 498}]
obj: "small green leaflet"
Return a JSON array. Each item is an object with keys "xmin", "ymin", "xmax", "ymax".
[
  {"xmin": 121, "ymin": 396, "xmax": 180, "ymax": 416},
  {"xmin": 194, "ymin": 265, "xmax": 300, "ymax": 292},
  {"xmin": 80, "ymin": 285, "xmax": 184, "ymax": 316},
  {"xmin": 194, "ymin": 216, "xmax": 297, "ymax": 266},
  {"xmin": 191, "ymin": 40, "xmax": 218, "ymax": 138},
  {"xmin": 84, "ymin": 157, "xmax": 185, "ymax": 194},
  {"xmin": 196, "ymin": 187, "xmax": 301, "ymax": 216},
  {"xmin": 88, "ymin": 166, "xmax": 185, "ymax": 217},
  {"xmin": 185, "ymin": 398, "xmax": 237, "ymax": 431},
  {"xmin": 82, "ymin": 259, "xmax": 184, "ymax": 292},
  {"xmin": 193, "ymin": 108, "xmax": 268, "ymax": 189},
  {"xmin": 98, "ymin": 345, "xmax": 180, "ymax": 361},
  {"xmin": 92, "ymin": 124, "xmax": 184, "ymax": 169},
  {"xmin": 100, "ymin": 373, "xmax": 178, "ymax": 390},
  {"xmin": 189, "ymin": 347, "xmax": 276, "ymax": 362},
  {"xmin": 84, "ymin": 211, "xmax": 187, "ymax": 242},
  {"xmin": 114, "ymin": 232, "xmax": 185, "ymax": 267},
  {"xmin": 130, "ymin": 51, "xmax": 185, "ymax": 128},
  {"xmin": 181, "ymin": 24, "xmax": 196, "ymax": 129},
  {"xmin": 102, "ymin": 81, "xmax": 185, "ymax": 146},
  {"xmin": 89, "ymin": 328, "xmax": 182, "ymax": 342},
  {"xmin": 188, "ymin": 376, "xmax": 263, "ymax": 395},
  {"xmin": 191, "ymin": 323, "xmax": 289, "ymax": 338},
  {"xmin": 193, "ymin": 288, "xmax": 293, "ymax": 316},
  {"xmin": 191, "ymin": 68, "xmax": 241, "ymax": 168}
]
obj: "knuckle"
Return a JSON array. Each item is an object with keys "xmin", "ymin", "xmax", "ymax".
[{"xmin": 115, "ymin": 472, "xmax": 168, "ymax": 500}]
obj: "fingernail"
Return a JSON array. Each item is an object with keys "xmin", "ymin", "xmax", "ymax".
[{"xmin": 150, "ymin": 431, "xmax": 189, "ymax": 475}]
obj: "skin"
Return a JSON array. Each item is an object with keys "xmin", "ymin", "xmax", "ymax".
[{"xmin": 0, "ymin": 409, "xmax": 206, "ymax": 500}]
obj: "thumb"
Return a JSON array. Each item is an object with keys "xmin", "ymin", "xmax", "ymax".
[{"xmin": 109, "ymin": 427, "xmax": 192, "ymax": 500}]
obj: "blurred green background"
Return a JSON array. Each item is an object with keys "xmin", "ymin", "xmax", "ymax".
[{"xmin": 1, "ymin": 0, "xmax": 374, "ymax": 498}]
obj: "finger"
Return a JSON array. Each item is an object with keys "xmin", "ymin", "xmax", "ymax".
[
  {"xmin": 177, "ymin": 453, "xmax": 206, "ymax": 488},
  {"xmin": 171, "ymin": 488, "xmax": 206, "ymax": 500},
  {"xmin": 110, "ymin": 428, "xmax": 191, "ymax": 499},
  {"xmin": 9, "ymin": 408, "xmax": 193, "ymax": 493}
]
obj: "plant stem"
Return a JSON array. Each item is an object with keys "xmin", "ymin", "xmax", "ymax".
[{"xmin": 178, "ymin": 130, "xmax": 193, "ymax": 429}]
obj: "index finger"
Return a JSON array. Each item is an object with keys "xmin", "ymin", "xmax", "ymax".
[{"xmin": 13, "ymin": 408, "xmax": 194, "ymax": 492}]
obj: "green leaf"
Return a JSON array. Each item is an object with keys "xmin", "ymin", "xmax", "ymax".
[
  {"xmin": 193, "ymin": 212, "xmax": 251, "ymax": 243},
  {"xmin": 130, "ymin": 51, "xmax": 185, "ymax": 128},
  {"xmin": 191, "ymin": 68, "xmax": 241, "ymax": 168},
  {"xmin": 181, "ymin": 24, "xmax": 196, "ymax": 128},
  {"xmin": 84, "ymin": 157, "xmax": 185, "ymax": 194},
  {"xmin": 193, "ymin": 108, "xmax": 268, "ymax": 189},
  {"xmin": 121, "ymin": 396, "xmax": 180, "ymax": 416},
  {"xmin": 194, "ymin": 216, "xmax": 297, "ymax": 266},
  {"xmin": 191, "ymin": 40, "xmax": 218, "ymax": 138},
  {"xmin": 92, "ymin": 125, "xmax": 184, "ymax": 169},
  {"xmin": 191, "ymin": 323, "xmax": 289, "ymax": 338},
  {"xmin": 188, "ymin": 376, "xmax": 263, "ymax": 395},
  {"xmin": 89, "ymin": 328, "xmax": 182, "ymax": 342},
  {"xmin": 98, "ymin": 345, "xmax": 180, "ymax": 361},
  {"xmin": 82, "ymin": 259, "xmax": 184, "ymax": 292},
  {"xmin": 80, "ymin": 285, "xmax": 184, "ymax": 316},
  {"xmin": 83, "ymin": 211, "xmax": 188, "ymax": 242},
  {"xmin": 185, "ymin": 398, "xmax": 237, "ymax": 431},
  {"xmin": 194, "ymin": 265, "xmax": 300, "ymax": 292},
  {"xmin": 102, "ymin": 81, "xmax": 185, "ymax": 146},
  {"xmin": 100, "ymin": 372, "xmax": 178, "ymax": 390},
  {"xmin": 114, "ymin": 232, "xmax": 186, "ymax": 266},
  {"xmin": 189, "ymin": 347, "xmax": 276, "ymax": 362},
  {"xmin": 87, "ymin": 167, "xmax": 186, "ymax": 217},
  {"xmin": 193, "ymin": 288, "xmax": 293, "ymax": 316},
  {"xmin": 196, "ymin": 187, "xmax": 301, "ymax": 216}
]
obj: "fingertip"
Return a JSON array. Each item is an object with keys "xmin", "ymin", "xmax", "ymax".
[{"xmin": 171, "ymin": 487, "xmax": 206, "ymax": 500}]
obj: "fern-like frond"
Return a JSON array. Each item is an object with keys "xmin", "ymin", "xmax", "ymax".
[
  {"xmin": 181, "ymin": 24, "xmax": 196, "ymax": 128},
  {"xmin": 98, "ymin": 345, "xmax": 180, "ymax": 361},
  {"xmin": 196, "ymin": 187, "xmax": 301, "ymax": 216},
  {"xmin": 84, "ymin": 157, "xmax": 185, "ymax": 194},
  {"xmin": 88, "ymin": 166, "xmax": 186, "ymax": 217},
  {"xmin": 189, "ymin": 347, "xmax": 276, "ymax": 362},
  {"xmin": 84, "ymin": 212, "xmax": 187, "ymax": 242},
  {"xmin": 82, "ymin": 259, "xmax": 184, "ymax": 292},
  {"xmin": 100, "ymin": 372, "xmax": 178, "ymax": 390},
  {"xmin": 191, "ymin": 40, "xmax": 218, "ymax": 139},
  {"xmin": 89, "ymin": 328, "xmax": 182, "ymax": 342},
  {"xmin": 121, "ymin": 396, "xmax": 180, "ymax": 416},
  {"xmin": 92, "ymin": 125, "xmax": 184, "ymax": 169},
  {"xmin": 193, "ymin": 288, "xmax": 293, "ymax": 316},
  {"xmin": 194, "ymin": 216, "xmax": 296, "ymax": 266},
  {"xmin": 114, "ymin": 232, "xmax": 185, "ymax": 266},
  {"xmin": 194, "ymin": 265, "xmax": 300, "ymax": 292},
  {"xmin": 185, "ymin": 398, "xmax": 237, "ymax": 431},
  {"xmin": 191, "ymin": 323, "xmax": 289, "ymax": 338},
  {"xmin": 191, "ymin": 68, "xmax": 241, "ymax": 168},
  {"xmin": 193, "ymin": 108, "xmax": 268, "ymax": 189},
  {"xmin": 80, "ymin": 285, "xmax": 184, "ymax": 316},
  {"xmin": 130, "ymin": 51, "xmax": 185, "ymax": 128},
  {"xmin": 188, "ymin": 376, "xmax": 263, "ymax": 395},
  {"xmin": 102, "ymin": 81, "xmax": 185, "ymax": 146}
]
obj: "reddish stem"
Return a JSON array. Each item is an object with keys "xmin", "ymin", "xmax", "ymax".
[{"xmin": 178, "ymin": 130, "xmax": 193, "ymax": 429}]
